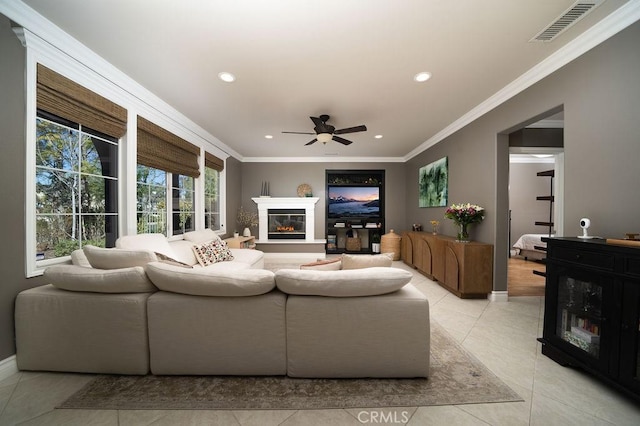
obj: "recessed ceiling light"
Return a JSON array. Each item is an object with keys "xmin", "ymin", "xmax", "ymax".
[
  {"xmin": 374, "ymin": 135, "xmax": 383, "ymax": 139},
  {"xmin": 265, "ymin": 135, "xmax": 273, "ymax": 139},
  {"xmin": 218, "ymin": 72, "xmax": 236, "ymax": 83},
  {"xmin": 414, "ymin": 72, "xmax": 432, "ymax": 82}
]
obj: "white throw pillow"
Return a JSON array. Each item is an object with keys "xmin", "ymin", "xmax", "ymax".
[
  {"xmin": 184, "ymin": 229, "xmax": 222, "ymax": 244},
  {"xmin": 191, "ymin": 239, "xmax": 234, "ymax": 267},
  {"xmin": 83, "ymin": 245, "xmax": 157, "ymax": 269},
  {"xmin": 115, "ymin": 233, "xmax": 177, "ymax": 259},
  {"xmin": 45, "ymin": 264, "xmax": 157, "ymax": 293},
  {"xmin": 145, "ymin": 261, "xmax": 275, "ymax": 296},
  {"xmin": 275, "ymin": 267, "xmax": 412, "ymax": 297},
  {"xmin": 341, "ymin": 253, "xmax": 394, "ymax": 270}
]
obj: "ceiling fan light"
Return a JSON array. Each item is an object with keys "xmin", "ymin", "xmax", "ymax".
[{"xmin": 317, "ymin": 133, "xmax": 333, "ymax": 144}]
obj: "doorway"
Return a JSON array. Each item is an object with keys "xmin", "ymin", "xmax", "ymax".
[{"xmin": 506, "ymin": 112, "xmax": 564, "ymax": 296}]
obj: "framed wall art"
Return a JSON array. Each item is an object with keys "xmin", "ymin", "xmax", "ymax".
[{"xmin": 418, "ymin": 157, "xmax": 448, "ymax": 207}]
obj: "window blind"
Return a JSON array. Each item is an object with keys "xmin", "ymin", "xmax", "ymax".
[
  {"xmin": 137, "ymin": 116, "xmax": 200, "ymax": 177},
  {"xmin": 205, "ymin": 151, "xmax": 224, "ymax": 172},
  {"xmin": 36, "ymin": 64, "xmax": 127, "ymax": 138}
]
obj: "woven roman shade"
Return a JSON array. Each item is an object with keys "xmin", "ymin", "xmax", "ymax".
[
  {"xmin": 36, "ymin": 64, "xmax": 127, "ymax": 138},
  {"xmin": 205, "ymin": 151, "xmax": 224, "ymax": 172},
  {"xmin": 137, "ymin": 116, "xmax": 201, "ymax": 177}
]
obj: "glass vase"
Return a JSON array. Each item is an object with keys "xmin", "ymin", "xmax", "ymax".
[{"xmin": 457, "ymin": 222, "xmax": 470, "ymax": 243}]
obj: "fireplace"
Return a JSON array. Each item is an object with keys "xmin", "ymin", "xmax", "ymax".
[
  {"xmin": 268, "ymin": 209, "xmax": 305, "ymax": 239},
  {"xmin": 253, "ymin": 196, "xmax": 319, "ymax": 242}
]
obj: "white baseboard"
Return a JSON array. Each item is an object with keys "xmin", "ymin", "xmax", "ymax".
[
  {"xmin": 489, "ymin": 291, "xmax": 509, "ymax": 302},
  {"xmin": 0, "ymin": 355, "xmax": 18, "ymax": 382}
]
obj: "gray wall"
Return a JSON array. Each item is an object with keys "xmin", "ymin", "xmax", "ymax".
[
  {"xmin": 509, "ymin": 162, "xmax": 555, "ymax": 246},
  {"xmin": 406, "ymin": 21, "xmax": 640, "ymax": 292},
  {"xmin": 237, "ymin": 162, "xmax": 407, "ymax": 240},
  {"xmin": 0, "ymin": 16, "xmax": 47, "ymax": 360}
]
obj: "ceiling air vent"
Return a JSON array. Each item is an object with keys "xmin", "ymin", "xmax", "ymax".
[{"xmin": 530, "ymin": 0, "xmax": 605, "ymax": 42}]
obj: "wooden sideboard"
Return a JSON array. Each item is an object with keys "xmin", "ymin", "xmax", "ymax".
[{"xmin": 401, "ymin": 232, "xmax": 493, "ymax": 298}]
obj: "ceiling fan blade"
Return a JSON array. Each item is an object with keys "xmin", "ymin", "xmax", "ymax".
[
  {"xmin": 334, "ymin": 125, "xmax": 367, "ymax": 135},
  {"xmin": 305, "ymin": 138, "xmax": 318, "ymax": 146},
  {"xmin": 332, "ymin": 135, "xmax": 353, "ymax": 145},
  {"xmin": 282, "ymin": 131, "xmax": 316, "ymax": 135}
]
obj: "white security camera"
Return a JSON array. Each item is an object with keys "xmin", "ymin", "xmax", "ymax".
[{"xmin": 578, "ymin": 217, "xmax": 593, "ymax": 239}]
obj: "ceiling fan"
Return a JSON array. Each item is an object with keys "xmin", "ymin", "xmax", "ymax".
[{"xmin": 282, "ymin": 114, "xmax": 367, "ymax": 145}]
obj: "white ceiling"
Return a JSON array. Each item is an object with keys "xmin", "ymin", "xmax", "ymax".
[{"xmin": 16, "ymin": 0, "xmax": 633, "ymax": 160}]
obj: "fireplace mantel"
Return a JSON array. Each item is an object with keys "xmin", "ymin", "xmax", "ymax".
[{"xmin": 252, "ymin": 197, "xmax": 319, "ymax": 242}]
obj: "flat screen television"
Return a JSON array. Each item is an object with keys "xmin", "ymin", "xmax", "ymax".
[{"xmin": 327, "ymin": 186, "xmax": 381, "ymax": 219}]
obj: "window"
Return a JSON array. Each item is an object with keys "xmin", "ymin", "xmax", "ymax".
[
  {"xmin": 35, "ymin": 111, "xmax": 118, "ymax": 260},
  {"xmin": 172, "ymin": 173, "xmax": 195, "ymax": 235},
  {"xmin": 204, "ymin": 166, "xmax": 220, "ymax": 230},
  {"xmin": 136, "ymin": 165, "xmax": 167, "ymax": 235}
]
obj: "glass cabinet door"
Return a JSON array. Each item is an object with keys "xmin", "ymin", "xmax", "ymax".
[{"xmin": 553, "ymin": 271, "xmax": 610, "ymax": 368}]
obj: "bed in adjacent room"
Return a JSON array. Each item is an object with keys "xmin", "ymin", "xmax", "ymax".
[{"xmin": 512, "ymin": 233, "xmax": 553, "ymax": 260}]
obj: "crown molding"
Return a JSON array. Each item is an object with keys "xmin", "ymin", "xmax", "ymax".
[
  {"xmin": 241, "ymin": 156, "xmax": 405, "ymax": 163},
  {"xmin": 0, "ymin": 0, "xmax": 241, "ymax": 161},
  {"xmin": 404, "ymin": 0, "xmax": 640, "ymax": 162}
]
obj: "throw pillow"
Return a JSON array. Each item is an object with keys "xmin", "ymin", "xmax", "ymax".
[
  {"xmin": 341, "ymin": 252, "xmax": 394, "ymax": 270},
  {"xmin": 191, "ymin": 239, "xmax": 234, "ymax": 267},
  {"xmin": 155, "ymin": 252, "xmax": 193, "ymax": 268},
  {"xmin": 83, "ymin": 245, "xmax": 158, "ymax": 269},
  {"xmin": 300, "ymin": 257, "xmax": 342, "ymax": 271}
]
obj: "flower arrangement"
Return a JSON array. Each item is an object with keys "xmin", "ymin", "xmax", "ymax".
[
  {"xmin": 237, "ymin": 206, "xmax": 258, "ymax": 229},
  {"xmin": 444, "ymin": 203, "xmax": 485, "ymax": 242}
]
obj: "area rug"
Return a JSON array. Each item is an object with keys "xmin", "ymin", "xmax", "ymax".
[{"xmin": 58, "ymin": 323, "xmax": 522, "ymax": 410}]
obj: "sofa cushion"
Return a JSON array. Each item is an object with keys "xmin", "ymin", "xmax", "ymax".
[
  {"xmin": 275, "ymin": 267, "xmax": 412, "ymax": 297},
  {"xmin": 115, "ymin": 233, "xmax": 177, "ymax": 258},
  {"xmin": 70, "ymin": 249, "xmax": 92, "ymax": 267},
  {"xmin": 300, "ymin": 257, "xmax": 342, "ymax": 271},
  {"xmin": 341, "ymin": 253, "xmax": 393, "ymax": 270},
  {"xmin": 168, "ymin": 240, "xmax": 199, "ymax": 266},
  {"xmin": 44, "ymin": 264, "xmax": 157, "ymax": 293},
  {"xmin": 191, "ymin": 240, "xmax": 235, "ymax": 267},
  {"xmin": 145, "ymin": 262, "xmax": 276, "ymax": 296},
  {"xmin": 229, "ymin": 248, "xmax": 264, "ymax": 269},
  {"xmin": 83, "ymin": 245, "xmax": 157, "ymax": 269},
  {"xmin": 184, "ymin": 229, "xmax": 221, "ymax": 244}
]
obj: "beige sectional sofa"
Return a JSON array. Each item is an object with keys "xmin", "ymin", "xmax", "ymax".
[{"xmin": 15, "ymin": 231, "xmax": 430, "ymax": 378}]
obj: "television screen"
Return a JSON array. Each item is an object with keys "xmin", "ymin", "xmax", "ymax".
[{"xmin": 328, "ymin": 186, "xmax": 380, "ymax": 218}]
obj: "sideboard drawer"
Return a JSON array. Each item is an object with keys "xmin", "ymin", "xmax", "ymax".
[
  {"xmin": 623, "ymin": 256, "xmax": 640, "ymax": 278},
  {"xmin": 553, "ymin": 246, "xmax": 615, "ymax": 270}
]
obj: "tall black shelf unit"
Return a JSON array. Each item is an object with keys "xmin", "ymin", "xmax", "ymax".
[
  {"xmin": 326, "ymin": 170, "xmax": 385, "ymax": 254},
  {"xmin": 533, "ymin": 169, "xmax": 554, "ymax": 277}
]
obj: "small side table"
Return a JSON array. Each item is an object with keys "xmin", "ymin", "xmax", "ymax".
[{"xmin": 224, "ymin": 236, "xmax": 256, "ymax": 249}]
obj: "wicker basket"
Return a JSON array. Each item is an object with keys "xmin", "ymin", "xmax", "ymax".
[
  {"xmin": 346, "ymin": 237, "xmax": 362, "ymax": 251},
  {"xmin": 381, "ymin": 229, "xmax": 401, "ymax": 260}
]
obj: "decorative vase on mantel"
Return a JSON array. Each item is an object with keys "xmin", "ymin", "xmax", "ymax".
[
  {"xmin": 243, "ymin": 227, "xmax": 251, "ymax": 237},
  {"xmin": 456, "ymin": 222, "xmax": 470, "ymax": 243}
]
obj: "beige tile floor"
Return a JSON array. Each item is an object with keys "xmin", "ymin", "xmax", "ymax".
[{"xmin": 1, "ymin": 260, "xmax": 640, "ymax": 425}]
